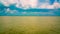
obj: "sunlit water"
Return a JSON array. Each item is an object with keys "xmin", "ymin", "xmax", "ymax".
[{"xmin": 0, "ymin": 16, "xmax": 60, "ymax": 34}]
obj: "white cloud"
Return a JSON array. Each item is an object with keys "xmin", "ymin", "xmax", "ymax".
[
  {"xmin": 0, "ymin": 0, "xmax": 17, "ymax": 6},
  {"xmin": 16, "ymin": 0, "xmax": 38, "ymax": 8},
  {"xmin": 29, "ymin": 0, "xmax": 37, "ymax": 8},
  {"xmin": 0, "ymin": 0, "xmax": 60, "ymax": 9},
  {"xmin": 53, "ymin": 2, "xmax": 60, "ymax": 8},
  {"xmin": 0, "ymin": 0, "xmax": 9, "ymax": 6},
  {"xmin": 38, "ymin": 1, "xmax": 60, "ymax": 9},
  {"xmin": 15, "ymin": 0, "xmax": 38, "ymax": 9}
]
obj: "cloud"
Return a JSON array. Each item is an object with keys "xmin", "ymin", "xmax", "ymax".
[
  {"xmin": 0, "ymin": 0, "xmax": 17, "ymax": 6},
  {"xmin": 0, "ymin": 0, "xmax": 60, "ymax": 9},
  {"xmin": 38, "ymin": 1, "xmax": 60, "ymax": 9},
  {"xmin": 53, "ymin": 2, "xmax": 60, "ymax": 8},
  {"xmin": 29, "ymin": 0, "xmax": 37, "ymax": 8},
  {"xmin": 16, "ymin": 0, "xmax": 38, "ymax": 9},
  {"xmin": 39, "ymin": 4, "xmax": 55, "ymax": 9}
]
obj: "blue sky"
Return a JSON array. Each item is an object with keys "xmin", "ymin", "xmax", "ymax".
[
  {"xmin": 0, "ymin": 0, "xmax": 60, "ymax": 9},
  {"xmin": 0, "ymin": 0, "xmax": 60, "ymax": 16}
]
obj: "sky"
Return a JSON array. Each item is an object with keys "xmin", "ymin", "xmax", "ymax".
[
  {"xmin": 0, "ymin": 0, "xmax": 60, "ymax": 16},
  {"xmin": 0, "ymin": 0, "xmax": 60, "ymax": 9}
]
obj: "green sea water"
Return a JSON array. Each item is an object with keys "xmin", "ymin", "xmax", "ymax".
[{"xmin": 0, "ymin": 16, "xmax": 60, "ymax": 34}]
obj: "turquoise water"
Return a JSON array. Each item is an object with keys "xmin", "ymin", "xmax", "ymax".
[{"xmin": 0, "ymin": 9, "xmax": 60, "ymax": 16}]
